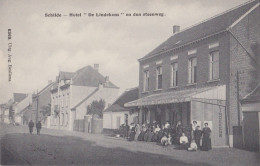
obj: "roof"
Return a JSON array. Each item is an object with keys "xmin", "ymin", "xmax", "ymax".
[
  {"xmin": 140, "ymin": 0, "xmax": 258, "ymax": 61},
  {"xmin": 72, "ymin": 66, "xmax": 118, "ymax": 88},
  {"xmin": 241, "ymin": 83, "xmax": 260, "ymax": 103},
  {"xmin": 55, "ymin": 66, "xmax": 119, "ymax": 89},
  {"xmin": 124, "ymin": 86, "xmax": 219, "ymax": 107},
  {"xmin": 104, "ymin": 87, "xmax": 139, "ymax": 112},
  {"xmin": 59, "ymin": 71, "xmax": 74, "ymax": 80},
  {"xmin": 71, "ymin": 87, "xmax": 99, "ymax": 110},
  {"xmin": 33, "ymin": 82, "xmax": 55, "ymax": 98},
  {"xmin": 13, "ymin": 93, "xmax": 27, "ymax": 103}
]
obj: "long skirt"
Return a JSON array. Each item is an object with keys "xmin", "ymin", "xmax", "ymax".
[
  {"xmin": 138, "ymin": 132, "xmax": 145, "ymax": 141},
  {"xmin": 128, "ymin": 132, "xmax": 135, "ymax": 141},
  {"xmin": 147, "ymin": 132, "xmax": 154, "ymax": 142},
  {"xmin": 201, "ymin": 136, "xmax": 211, "ymax": 151},
  {"xmin": 144, "ymin": 132, "xmax": 149, "ymax": 142}
]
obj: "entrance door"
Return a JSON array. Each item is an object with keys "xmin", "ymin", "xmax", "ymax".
[{"xmin": 243, "ymin": 112, "xmax": 259, "ymax": 151}]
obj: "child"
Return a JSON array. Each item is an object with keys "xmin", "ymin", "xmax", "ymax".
[
  {"xmin": 188, "ymin": 140, "xmax": 198, "ymax": 151},
  {"xmin": 161, "ymin": 133, "xmax": 172, "ymax": 146}
]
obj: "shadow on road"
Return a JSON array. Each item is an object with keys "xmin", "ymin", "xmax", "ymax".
[{"xmin": 1, "ymin": 133, "xmax": 212, "ymax": 166}]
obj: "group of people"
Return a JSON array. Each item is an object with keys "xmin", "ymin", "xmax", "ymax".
[
  {"xmin": 28, "ymin": 120, "xmax": 42, "ymax": 135},
  {"xmin": 120, "ymin": 120, "xmax": 212, "ymax": 151}
]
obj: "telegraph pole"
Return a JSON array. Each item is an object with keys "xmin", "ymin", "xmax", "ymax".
[{"xmin": 36, "ymin": 90, "xmax": 39, "ymax": 123}]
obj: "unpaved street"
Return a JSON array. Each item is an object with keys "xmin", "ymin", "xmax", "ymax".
[{"xmin": 1, "ymin": 123, "xmax": 259, "ymax": 166}]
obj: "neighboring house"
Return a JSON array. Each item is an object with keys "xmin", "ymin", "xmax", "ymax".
[
  {"xmin": 103, "ymin": 87, "xmax": 139, "ymax": 130},
  {"xmin": 241, "ymin": 83, "xmax": 260, "ymax": 151},
  {"xmin": 23, "ymin": 81, "xmax": 54, "ymax": 127},
  {"xmin": 13, "ymin": 93, "xmax": 32, "ymax": 125},
  {"xmin": 1, "ymin": 93, "xmax": 28, "ymax": 124},
  {"xmin": 125, "ymin": 0, "xmax": 260, "ymax": 148},
  {"xmin": 50, "ymin": 64, "xmax": 119, "ymax": 131},
  {"xmin": 0, "ymin": 104, "xmax": 6, "ymax": 122}
]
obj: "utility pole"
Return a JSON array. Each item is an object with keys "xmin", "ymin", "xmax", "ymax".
[
  {"xmin": 236, "ymin": 71, "xmax": 241, "ymax": 126},
  {"xmin": 36, "ymin": 89, "xmax": 39, "ymax": 123}
]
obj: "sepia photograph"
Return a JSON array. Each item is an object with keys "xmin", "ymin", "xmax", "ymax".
[{"xmin": 0, "ymin": 0, "xmax": 259, "ymax": 165}]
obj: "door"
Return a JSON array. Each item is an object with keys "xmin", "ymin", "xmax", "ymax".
[
  {"xmin": 116, "ymin": 117, "xmax": 121, "ymax": 129},
  {"xmin": 243, "ymin": 112, "xmax": 259, "ymax": 151}
]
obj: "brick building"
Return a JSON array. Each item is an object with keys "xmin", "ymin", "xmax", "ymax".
[
  {"xmin": 50, "ymin": 65, "xmax": 119, "ymax": 131},
  {"xmin": 125, "ymin": 0, "xmax": 260, "ymax": 147}
]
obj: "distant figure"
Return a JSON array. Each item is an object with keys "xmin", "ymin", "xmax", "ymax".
[
  {"xmin": 201, "ymin": 123, "xmax": 212, "ymax": 151},
  {"xmin": 28, "ymin": 120, "xmax": 34, "ymax": 134},
  {"xmin": 36, "ymin": 121, "xmax": 42, "ymax": 135}
]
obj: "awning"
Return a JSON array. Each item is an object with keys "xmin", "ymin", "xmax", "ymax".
[{"xmin": 124, "ymin": 85, "xmax": 226, "ymax": 107}]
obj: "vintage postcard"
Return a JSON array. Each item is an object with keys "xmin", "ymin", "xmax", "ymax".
[{"xmin": 0, "ymin": 0, "xmax": 259, "ymax": 165}]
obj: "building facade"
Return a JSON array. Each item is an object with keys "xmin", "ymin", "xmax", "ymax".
[
  {"xmin": 50, "ymin": 65, "xmax": 119, "ymax": 131},
  {"xmin": 125, "ymin": 0, "xmax": 260, "ymax": 147},
  {"xmin": 103, "ymin": 87, "xmax": 139, "ymax": 130}
]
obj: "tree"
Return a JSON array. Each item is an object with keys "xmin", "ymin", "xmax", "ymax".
[
  {"xmin": 86, "ymin": 99, "xmax": 105, "ymax": 118},
  {"xmin": 40, "ymin": 103, "xmax": 51, "ymax": 117}
]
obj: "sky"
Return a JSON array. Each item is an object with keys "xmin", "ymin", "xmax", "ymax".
[{"xmin": 0, "ymin": 0, "xmax": 249, "ymax": 104}]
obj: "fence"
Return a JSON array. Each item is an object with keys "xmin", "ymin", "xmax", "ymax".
[{"xmin": 73, "ymin": 115, "xmax": 103, "ymax": 134}]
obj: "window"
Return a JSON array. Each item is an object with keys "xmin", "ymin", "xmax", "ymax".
[
  {"xmin": 171, "ymin": 62, "xmax": 178, "ymax": 87},
  {"xmin": 156, "ymin": 66, "xmax": 162, "ymax": 89},
  {"xmin": 188, "ymin": 57, "xmax": 197, "ymax": 84},
  {"xmin": 209, "ymin": 51, "xmax": 219, "ymax": 80},
  {"xmin": 143, "ymin": 70, "xmax": 149, "ymax": 92}
]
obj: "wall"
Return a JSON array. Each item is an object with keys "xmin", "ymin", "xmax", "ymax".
[
  {"xmin": 75, "ymin": 86, "xmax": 119, "ymax": 120},
  {"xmin": 228, "ymin": 5, "xmax": 260, "ymax": 142},
  {"xmin": 139, "ymin": 33, "xmax": 230, "ymax": 98},
  {"xmin": 103, "ymin": 111, "xmax": 138, "ymax": 129}
]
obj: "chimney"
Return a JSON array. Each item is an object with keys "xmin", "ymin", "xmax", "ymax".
[
  {"xmin": 94, "ymin": 64, "xmax": 99, "ymax": 72},
  {"xmin": 173, "ymin": 25, "xmax": 180, "ymax": 34}
]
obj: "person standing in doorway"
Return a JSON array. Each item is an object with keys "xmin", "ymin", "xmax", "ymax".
[
  {"xmin": 201, "ymin": 123, "xmax": 212, "ymax": 151},
  {"xmin": 36, "ymin": 121, "xmax": 42, "ymax": 135},
  {"xmin": 28, "ymin": 120, "xmax": 34, "ymax": 134}
]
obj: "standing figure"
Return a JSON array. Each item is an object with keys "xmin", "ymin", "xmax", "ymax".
[
  {"xmin": 28, "ymin": 120, "xmax": 34, "ymax": 134},
  {"xmin": 176, "ymin": 121, "xmax": 183, "ymax": 144},
  {"xmin": 194, "ymin": 126, "xmax": 202, "ymax": 149},
  {"xmin": 135, "ymin": 124, "xmax": 141, "ymax": 141},
  {"xmin": 201, "ymin": 123, "xmax": 212, "ymax": 151},
  {"xmin": 128, "ymin": 123, "xmax": 136, "ymax": 141},
  {"xmin": 36, "ymin": 121, "xmax": 42, "ymax": 135}
]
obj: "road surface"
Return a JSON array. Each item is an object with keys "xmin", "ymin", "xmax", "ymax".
[{"xmin": 0, "ymin": 123, "xmax": 259, "ymax": 166}]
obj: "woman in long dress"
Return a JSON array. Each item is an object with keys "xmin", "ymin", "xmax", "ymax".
[
  {"xmin": 128, "ymin": 123, "xmax": 136, "ymax": 141},
  {"xmin": 201, "ymin": 123, "xmax": 212, "ymax": 151},
  {"xmin": 135, "ymin": 124, "xmax": 141, "ymax": 140}
]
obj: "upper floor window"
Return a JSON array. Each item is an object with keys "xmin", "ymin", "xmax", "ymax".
[
  {"xmin": 209, "ymin": 51, "xmax": 219, "ymax": 80},
  {"xmin": 171, "ymin": 62, "xmax": 178, "ymax": 87},
  {"xmin": 143, "ymin": 70, "xmax": 149, "ymax": 92},
  {"xmin": 188, "ymin": 57, "xmax": 197, "ymax": 84},
  {"xmin": 156, "ymin": 66, "xmax": 162, "ymax": 89}
]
